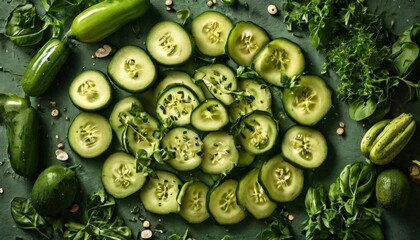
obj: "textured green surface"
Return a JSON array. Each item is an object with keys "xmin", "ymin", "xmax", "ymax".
[{"xmin": 1, "ymin": 0, "xmax": 420, "ymax": 239}]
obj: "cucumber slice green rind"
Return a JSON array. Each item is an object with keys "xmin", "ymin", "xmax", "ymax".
[
  {"xmin": 69, "ymin": 70, "xmax": 112, "ymax": 111},
  {"xmin": 281, "ymin": 125, "xmax": 328, "ymax": 169},
  {"xmin": 253, "ymin": 38, "xmax": 305, "ymax": 86},
  {"xmin": 146, "ymin": 21, "xmax": 193, "ymax": 66},
  {"xmin": 161, "ymin": 127, "xmax": 204, "ymax": 171},
  {"xmin": 179, "ymin": 181, "xmax": 210, "ymax": 223},
  {"xmin": 191, "ymin": 98, "xmax": 229, "ymax": 132},
  {"xmin": 68, "ymin": 112, "xmax": 113, "ymax": 158},
  {"xmin": 207, "ymin": 179, "xmax": 247, "ymax": 225},
  {"xmin": 108, "ymin": 45, "xmax": 157, "ymax": 93},
  {"xmin": 139, "ymin": 170, "xmax": 182, "ymax": 215},
  {"xmin": 226, "ymin": 21, "xmax": 270, "ymax": 67},
  {"xmin": 101, "ymin": 152, "xmax": 147, "ymax": 199},
  {"xmin": 192, "ymin": 11, "xmax": 233, "ymax": 57},
  {"xmin": 259, "ymin": 154, "xmax": 304, "ymax": 202},
  {"xmin": 237, "ymin": 168, "xmax": 277, "ymax": 219}
]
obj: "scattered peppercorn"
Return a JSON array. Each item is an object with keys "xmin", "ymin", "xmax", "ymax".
[
  {"xmin": 267, "ymin": 4, "xmax": 278, "ymax": 15},
  {"xmin": 140, "ymin": 229, "xmax": 153, "ymax": 239},
  {"xmin": 51, "ymin": 109, "xmax": 60, "ymax": 117}
]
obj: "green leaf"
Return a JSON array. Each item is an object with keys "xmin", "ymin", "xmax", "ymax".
[
  {"xmin": 4, "ymin": 1, "xmax": 49, "ymax": 46},
  {"xmin": 10, "ymin": 197, "xmax": 52, "ymax": 239},
  {"xmin": 391, "ymin": 23, "xmax": 420, "ymax": 76},
  {"xmin": 348, "ymin": 99, "xmax": 377, "ymax": 121}
]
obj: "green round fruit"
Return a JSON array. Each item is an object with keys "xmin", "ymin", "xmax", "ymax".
[
  {"xmin": 31, "ymin": 164, "xmax": 78, "ymax": 216},
  {"xmin": 375, "ymin": 168, "xmax": 410, "ymax": 209}
]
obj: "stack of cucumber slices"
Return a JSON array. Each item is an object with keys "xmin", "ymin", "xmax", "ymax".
[{"xmin": 66, "ymin": 10, "xmax": 332, "ymax": 225}]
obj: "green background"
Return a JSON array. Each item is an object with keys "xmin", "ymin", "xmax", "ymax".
[{"xmin": 1, "ymin": 0, "xmax": 420, "ymax": 239}]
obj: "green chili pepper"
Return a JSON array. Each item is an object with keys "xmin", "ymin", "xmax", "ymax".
[
  {"xmin": 0, "ymin": 94, "xmax": 40, "ymax": 178},
  {"xmin": 66, "ymin": 0, "xmax": 151, "ymax": 43},
  {"xmin": 4, "ymin": 1, "xmax": 49, "ymax": 46}
]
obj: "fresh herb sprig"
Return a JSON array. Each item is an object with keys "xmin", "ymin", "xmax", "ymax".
[{"xmin": 283, "ymin": 0, "xmax": 420, "ymax": 121}]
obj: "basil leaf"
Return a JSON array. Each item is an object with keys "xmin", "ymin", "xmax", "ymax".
[
  {"xmin": 10, "ymin": 197, "xmax": 52, "ymax": 239},
  {"xmin": 348, "ymin": 99, "xmax": 377, "ymax": 121},
  {"xmin": 4, "ymin": 1, "xmax": 49, "ymax": 46},
  {"xmin": 391, "ymin": 23, "xmax": 420, "ymax": 76}
]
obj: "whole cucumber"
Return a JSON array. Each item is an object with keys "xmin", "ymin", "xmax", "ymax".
[
  {"xmin": 0, "ymin": 94, "xmax": 39, "ymax": 178},
  {"xmin": 21, "ymin": 38, "xmax": 70, "ymax": 96},
  {"xmin": 67, "ymin": 0, "xmax": 151, "ymax": 43},
  {"xmin": 360, "ymin": 113, "xmax": 416, "ymax": 165}
]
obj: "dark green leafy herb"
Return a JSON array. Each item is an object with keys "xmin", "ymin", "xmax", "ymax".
[
  {"xmin": 390, "ymin": 23, "xmax": 420, "ymax": 76},
  {"xmin": 63, "ymin": 188, "xmax": 133, "ymax": 240},
  {"xmin": 4, "ymin": 1, "xmax": 49, "ymax": 46},
  {"xmin": 283, "ymin": 0, "xmax": 420, "ymax": 121},
  {"xmin": 10, "ymin": 197, "xmax": 52, "ymax": 239},
  {"xmin": 302, "ymin": 161, "xmax": 384, "ymax": 240},
  {"xmin": 166, "ymin": 228, "xmax": 195, "ymax": 240},
  {"xmin": 259, "ymin": 210, "xmax": 294, "ymax": 240}
]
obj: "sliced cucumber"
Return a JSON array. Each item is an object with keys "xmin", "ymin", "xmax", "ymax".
[
  {"xmin": 122, "ymin": 111, "xmax": 161, "ymax": 157},
  {"xmin": 161, "ymin": 127, "xmax": 203, "ymax": 171},
  {"xmin": 229, "ymin": 79, "xmax": 272, "ymax": 122},
  {"xmin": 237, "ymin": 111, "xmax": 278, "ymax": 155},
  {"xmin": 178, "ymin": 181, "xmax": 210, "ymax": 223},
  {"xmin": 226, "ymin": 21, "xmax": 270, "ymax": 67},
  {"xmin": 237, "ymin": 168, "xmax": 277, "ymax": 219},
  {"xmin": 194, "ymin": 63, "xmax": 237, "ymax": 105},
  {"xmin": 139, "ymin": 170, "xmax": 182, "ymax": 214},
  {"xmin": 259, "ymin": 154, "xmax": 304, "ymax": 202},
  {"xmin": 153, "ymin": 71, "xmax": 206, "ymax": 102},
  {"xmin": 155, "ymin": 86, "xmax": 200, "ymax": 127},
  {"xmin": 108, "ymin": 45, "xmax": 156, "ymax": 93},
  {"xmin": 109, "ymin": 95, "xmax": 143, "ymax": 145},
  {"xmin": 101, "ymin": 152, "xmax": 147, "ymax": 199},
  {"xmin": 253, "ymin": 38, "xmax": 305, "ymax": 86},
  {"xmin": 237, "ymin": 148, "xmax": 256, "ymax": 167},
  {"xmin": 191, "ymin": 11, "xmax": 233, "ymax": 57},
  {"xmin": 69, "ymin": 70, "xmax": 112, "ymax": 111},
  {"xmin": 281, "ymin": 125, "xmax": 328, "ymax": 169},
  {"xmin": 146, "ymin": 21, "xmax": 193, "ymax": 66},
  {"xmin": 200, "ymin": 131, "xmax": 239, "ymax": 175},
  {"xmin": 68, "ymin": 112, "xmax": 112, "ymax": 158},
  {"xmin": 282, "ymin": 75, "xmax": 332, "ymax": 126},
  {"xmin": 207, "ymin": 179, "xmax": 247, "ymax": 225},
  {"xmin": 191, "ymin": 98, "xmax": 229, "ymax": 132}
]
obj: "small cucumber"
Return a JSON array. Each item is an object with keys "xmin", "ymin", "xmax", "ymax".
[
  {"xmin": 21, "ymin": 38, "xmax": 70, "ymax": 96},
  {"xmin": 67, "ymin": 0, "xmax": 151, "ymax": 43}
]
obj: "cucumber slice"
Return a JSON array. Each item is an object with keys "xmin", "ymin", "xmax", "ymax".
[
  {"xmin": 281, "ymin": 125, "xmax": 328, "ymax": 169},
  {"xmin": 237, "ymin": 111, "xmax": 278, "ymax": 155},
  {"xmin": 200, "ymin": 131, "xmax": 239, "ymax": 175},
  {"xmin": 108, "ymin": 45, "xmax": 156, "ymax": 93},
  {"xmin": 237, "ymin": 148, "xmax": 256, "ymax": 167},
  {"xmin": 193, "ymin": 63, "xmax": 237, "ymax": 105},
  {"xmin": 139, "ymin": 170, "xmax": 182, "ymax": 214},
  {"xmin": 207, "ymin": 179, "xmax": 247, "ymax": 225},
  {"xmin": 259, "ymin": 154, "xmax": 304, "ymax": 202},
  {"xmin": 68, "ymin": 70, "xmax": 112, "ymax": 111},
  {"xmin": 178, "ymin": 181, "xmax": 210, "ymax": 223},
  {"xmin": 191, "ymin": 98, "xmax": 229, "ymax": 132},
  {"xmin": 237, "ymin": 168, "xmax": 277, "ymax": 219},
  {"xmin": 68, "ymin": 112, "xmax": 112, "ymax": 158},
  {"xmin": 122, "ymin": 111, "xmax": 161, "ymax": 157},
  {"xmin": 153, "ymin": 71, "xmax": 206, "ymax": 102},
  {"xmin": 161, "ymin": 127, "xmax": 203, "ymax": 171},
  {"xmin": 156, "ymin": 86, "xmax": 200, "ymax": 127},
  {"xmin": 229, "ymin": 79, "xmax": 272, "ymax": 122},
  {"xmin": 191, "ymin": 11, "xmax": 233, "ymax": 57},
  {"xmin": 253, "ymin": 38, "xmax": 305, "ymax": 86},
  {"xmin": 282, "ymin": 75, "xmax": 332, "ymax": 126},
  {"xmin": 146, "ymin": 21, "xmax": 193, "ymax": 66},
  {"xmin": 101, "ymin": 152, "xmax": 147, "ymax": 199},
  {"xmin": 226, "ymin": 21, "xmax": 270, "ymax": 67}
]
